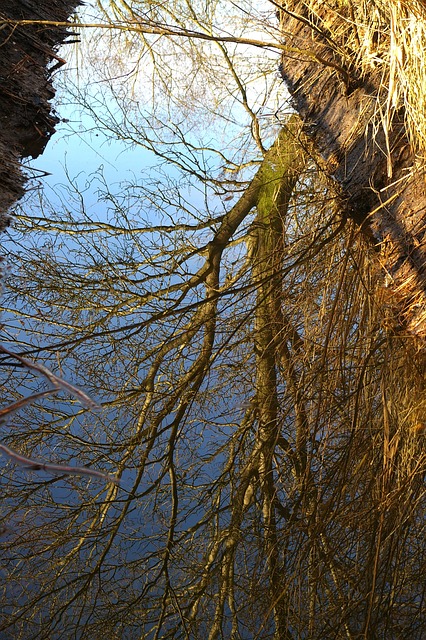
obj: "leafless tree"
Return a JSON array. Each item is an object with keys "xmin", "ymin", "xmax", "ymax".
[{"xmin": 2, "ymin": 2, "xmax": 426, "ymax": 638}]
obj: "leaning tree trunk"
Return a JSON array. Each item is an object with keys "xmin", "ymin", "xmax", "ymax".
[
  {"xmin": 278, "ymin": 1, "xmax": 426, "ymax": 341},
  {"xmin": 0, "ymin": 0, "xmax": 81, "ymax": 225}
]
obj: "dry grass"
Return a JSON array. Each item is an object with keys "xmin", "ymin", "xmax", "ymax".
[{"xmin": 298, "ymin": 0, "xmax": 426, "ymax": 164}]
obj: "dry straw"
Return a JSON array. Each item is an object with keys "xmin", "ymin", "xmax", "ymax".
[{"xmin": 302, "ymin": 0, "xmax": 426, "ymax": 163}]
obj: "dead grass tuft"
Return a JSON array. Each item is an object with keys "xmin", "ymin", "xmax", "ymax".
[{"xmin": 295, "ymin": 0, "xmax": 426, "ymax": 166}]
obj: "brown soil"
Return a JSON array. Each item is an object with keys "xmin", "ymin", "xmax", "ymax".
[{"xmin": 0, "ymin": 0, "xmax": 81, "ymax": 225}]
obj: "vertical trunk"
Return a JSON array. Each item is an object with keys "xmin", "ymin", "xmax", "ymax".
[{"xmin": 252, "ymin": 117, "xmax": 306, "ymax": 639}]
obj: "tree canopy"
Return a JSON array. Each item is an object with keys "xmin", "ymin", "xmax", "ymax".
[{"xmin": 2, "ymin": 2, "xmax": 426, "ymax": 638}]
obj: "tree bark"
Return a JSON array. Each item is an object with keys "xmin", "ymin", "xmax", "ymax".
[
  {"xmin": 279, "ymin": 2, "xmax": 426, "ymax": 341},
  {"xmin": 0, "ymin": 0, "xmax": 81, "ymax": 222},
  {"xmin": 252, "ymin": 116, "xmax": 306, "ymax": 640}
]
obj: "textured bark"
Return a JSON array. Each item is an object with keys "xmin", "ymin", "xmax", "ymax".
[
  {"xmin": 252, "ymin": 118, "xmax": 306, "ymax": 640},
  {"xmin": 0, "ymin": 0, "xmax": 81, "ymax": 222},
  {"xmin": 279, "ymin": 2, "xmax": 426, "ymax": 340}
]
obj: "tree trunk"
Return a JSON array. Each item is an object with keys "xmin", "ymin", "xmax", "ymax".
[
  {"xmin": 278, "ymin": 1, "xmax": 426, "ymax": 341},
  {"xmin": 252, "ymin": 116, "xmax": 306, "ymax": 639},
  {"xmin": 0, "ymin": 0, "xmax": 81, "ymax": 222}
]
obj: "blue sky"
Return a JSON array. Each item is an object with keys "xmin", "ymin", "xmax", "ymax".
[{"xmin": 23, "ymin": 100, "xmax": 156, "ymax": 213}]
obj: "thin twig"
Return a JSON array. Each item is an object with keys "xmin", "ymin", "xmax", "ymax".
[
  {"xmin": 0, "ymin": 345, "xmax": 99, "ymax": 409},
  {"xmin": 0, "ymin": 345, "xmax": 116, "ymax": 483},
  {"xmin": 0, "ymin": 443, "xmax": 119, "ymax": 484},
  {"xmin": 0, "ymin": 389, "xmax": 59, "ymax": 422}
]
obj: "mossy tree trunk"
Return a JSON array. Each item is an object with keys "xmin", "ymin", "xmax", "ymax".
[{"xmin": 251, "ymin": 116, "xmax": 307, "ymax": 639}]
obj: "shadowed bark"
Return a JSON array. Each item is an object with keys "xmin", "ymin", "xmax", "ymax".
[
  {"xmin": 279, "ymin": 1, "xmax": 426, "ymax": 341},
  {"xmin": 0, "ymin": 0, "xmax": 81, "ymax": 221}
]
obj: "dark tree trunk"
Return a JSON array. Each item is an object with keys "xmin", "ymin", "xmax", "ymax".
[
  {"xmin": 0, "ymin": 0, "xmax": 81, "ymax": 223},
  {"xmin": 279, "ymin": 2, "xmax": 426, "ymax": 341}
]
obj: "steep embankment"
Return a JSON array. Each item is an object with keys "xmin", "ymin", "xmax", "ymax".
[
  {"xmin": 0, "ymin": 0, "xmax": 80, "ymax": 226},
  {"xmin": 279, "ymin": 2, "xmax": 426, "ymax": 341}
]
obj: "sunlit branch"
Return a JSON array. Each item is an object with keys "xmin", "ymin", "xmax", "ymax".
[
  {"xmin": 0, "ymin": 443, "xmax": 118, "ymax": 484},
  {"xmin": 0, "ymin": 17, "xmax": 352, "ymax": 79}
]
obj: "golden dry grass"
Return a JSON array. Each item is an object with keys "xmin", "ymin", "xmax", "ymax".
[{"xmin": 296, "ymin": 0, "xmax": 426, "ymax": 164}]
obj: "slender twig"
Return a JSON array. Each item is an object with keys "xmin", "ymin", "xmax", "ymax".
[
  {"xmin": 0, "ymin": 443, "xmax": 119, "ymax": 484},
  {"xmin": 0, "ymin": 345, "xmax": 99, "ymax": 409},
  {"xmin": 0, "ymin": 345, "xmax": 117, "ymax": 483}
]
